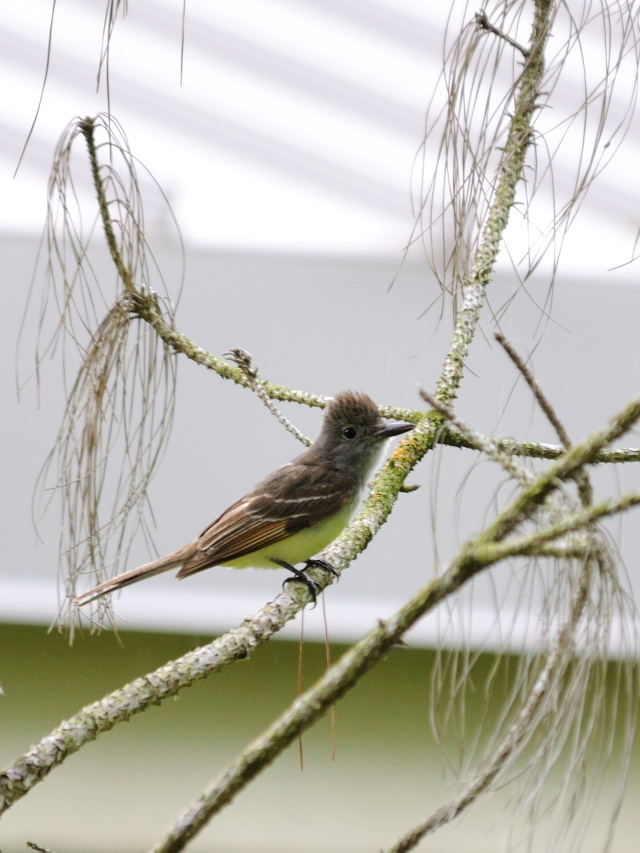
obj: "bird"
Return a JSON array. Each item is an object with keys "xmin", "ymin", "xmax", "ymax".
[{"xmin": 74, "ymin": 391, "xmax": 414, "ymax": 606}]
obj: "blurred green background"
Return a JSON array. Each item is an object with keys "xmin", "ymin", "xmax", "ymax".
[{"xmin": 0, "ymin": 624, "xmax": 638, "ymax": 852}]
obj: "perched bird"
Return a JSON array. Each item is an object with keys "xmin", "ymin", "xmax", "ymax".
[{"xmin": 75, "ymin": 391, "xmax": 414, "ymax": 605}]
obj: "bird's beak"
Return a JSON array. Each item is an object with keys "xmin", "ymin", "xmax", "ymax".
[{"xmin": 374, "ymin": 421, "xmax": 415, "ymax": 439}]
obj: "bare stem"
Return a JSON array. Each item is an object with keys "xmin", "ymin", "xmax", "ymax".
[
  {"xmin": 224, "ymin": 348, "xmax": 312, "ymax": 446},
  {"xmin": 438, "ymin": 430, "xmax": 640, "ymax": 463},
  {"xmin": 495, "ymin": 332, "xmax": 572, "ymax": 448},
  {"xmin": 494, "ymin": 331, "xmax": 593, "ymax": 505},
  {"xmin": 419, "ymin": 386, "xmax": 533, "ymax": 484},
  {"xmin": 26, "ymin": 842, "xmax": 56, "ymax": 853},
  {"xmin": 475, "ymin": 9, "xmax": 531, "ymax": 59},
  {"xmin": 80, "ymin": 117, "xmax": 135, "ymax": 298}
]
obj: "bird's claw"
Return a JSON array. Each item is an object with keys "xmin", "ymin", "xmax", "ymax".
[
  {"xmin": 272, "ymin": 559, "xmax": 321, "ymax": 606},
  {"xmin": 304, "ymin": 558, "xmax": 339, "ymax": 578},
  {"xmin": 282, "ymin": 573, "xmax": 320, "ymax": 605}
]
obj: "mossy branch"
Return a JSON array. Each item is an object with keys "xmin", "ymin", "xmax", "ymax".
[
  {"xmin": 436, "ymin": 0, "xmax": 553, "ymax": 406},
  {"xmin": 438, "ymin": 429, "xmax": 640, "ymax": 462},
  {"xmin": 80, "ymin": 118, "xmax": 135, "ymax": 298},
  {"xmin": 0, "ymin": 578, "xmax": 317, "ymax": 815}
]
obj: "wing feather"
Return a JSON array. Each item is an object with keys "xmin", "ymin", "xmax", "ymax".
[{"xmin": 177, "ymin": 461, "xmax": 353, "ymax": 577}]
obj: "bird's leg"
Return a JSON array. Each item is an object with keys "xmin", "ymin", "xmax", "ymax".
[
  {"xmin": 271, "ymin": 559, "xmax": 320, "ymax": 605},
  {"xmin": 304, "ymin": 558, "xmax": 339, "ymax": 579}
]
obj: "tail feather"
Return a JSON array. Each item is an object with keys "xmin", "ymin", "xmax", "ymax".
[{"xmin": 74, "ymin": 542, "xmax": 199, "ymax": 606}]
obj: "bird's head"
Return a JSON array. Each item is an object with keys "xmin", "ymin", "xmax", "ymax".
[{"xmin": 314, "ymin": 391, "xmax": 414, "ymax": 481}]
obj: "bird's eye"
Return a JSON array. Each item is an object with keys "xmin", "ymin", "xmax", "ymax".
[{"xmin": 342, "ymin": 427, "xmax": 357, "ymax": 439}]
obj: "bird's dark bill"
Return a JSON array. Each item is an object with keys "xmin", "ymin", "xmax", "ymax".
[{"xmin": 374, "ymin": 422, "xmax": 415, "ymax": 438}]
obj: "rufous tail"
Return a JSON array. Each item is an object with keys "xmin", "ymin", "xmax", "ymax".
[{"xmin": 74, "ymin": 542, "xmax": 199, "ymax": 606}]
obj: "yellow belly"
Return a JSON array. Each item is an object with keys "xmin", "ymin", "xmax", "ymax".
[{"xmin": 221, "ymin": 500, "xmax": 356, "ymax": 569}]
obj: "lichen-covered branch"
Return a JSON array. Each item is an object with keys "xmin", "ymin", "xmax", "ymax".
[
  {"xmin": 80, "ymin": 118, "xmax": 135, "ymax": 298},
  {"xmin": 436, "ymin": 0, "xmax": 553, "ymax": 406},
  {"xmin": 438, "ymin": 429, "xmax": 640, "ymax": 463},
  {"xmin": 474, "ymin": 490, "xmax": 640, "ymax": 563},
  {"xmin": 150, "ymin": 385, "xmax": 638, "ymax": 853},
  {"xmin": 131, "ymin": 285, "xmax": 422, "ymax": 418},
  {"xmin": 0, "ymin": 580, "xmax": 318, "ymax": 814},
  {"xmin": 482, "ymin": 393, "xmax": 640, "ymax": 544}
]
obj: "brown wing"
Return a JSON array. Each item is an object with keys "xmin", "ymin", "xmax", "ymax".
[{"xmin": 177, "ymin": 460, "xmax": 353, "ymax": 577}]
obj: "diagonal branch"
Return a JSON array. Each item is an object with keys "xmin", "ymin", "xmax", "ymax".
[
  {"xmin": 475, "ymin": 10, "xmax": 531, "ymax": 59},
  {"xmin": 495, "ymin": 332, "xmax": 572, "ymax": 448},
  {"xmin": 473, "ymin": 489, "xmax": 640, "ymax": 562},
  {"xmin": 385, "ymin": 557, "xmax": 593, "ymax": 853},
  {"xmin": 481, "ymin": 393, "xmax": 640, "ymax": 543},
  {"xmin": 420, "ymin": 387, "xmax": 533, "ymax": 484},
  {"xmin": 224, "ymin": 348, "xmax": 312, "ymax": 446},
  {"xmin": 494, "ymin": 331, "xmax": 593, "ymax": 505}
]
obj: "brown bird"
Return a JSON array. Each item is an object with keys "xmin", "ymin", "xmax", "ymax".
[{"xmin": 74, "ymin": 391, "xmax": 414, "ymax": 606}]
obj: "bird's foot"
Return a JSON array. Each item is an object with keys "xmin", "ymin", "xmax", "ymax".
[
  {"xmin": 304, "ymin": 558, "xmax": 339, "ymax": 579},
  {"xmin": 272, "ymin": 559, "xmax": 321, "ymax": 605}
]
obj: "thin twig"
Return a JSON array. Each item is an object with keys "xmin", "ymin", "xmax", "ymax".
[
  {"xmin": 482, "ymin": 393, "xmax": 640, "ymax": 544},
  {"xmin": 474, "ymin": 492, "xmax": 640, "ymax": 563},
  {"xmin": 297, "ymin": 609, "xmax": 305, "ymax": 772},
  {"xmin": 495, "ymin": 332, "xmax": 571, "ymax": 448},
  {"xmin": 438, "ymin": 429, "xmax": 640, "ymax": 463},
  {"xmin": 224, "ymin": 348, "xmax": 312, "ymax": 446},
  {"xmin": 495, "ymin": 331, "xmax": 593, "ymax": 506},
  {"xmin": 321, "ymin": 592, "xmax": 337, "ymax": 762},
  {"xmin": 27, "ymin": 843, "xmax": 56, "ymax": 853},
  {"xmin": 132, "ymin": 284, "xmax": 420, "ymax": 419},
  {"xmin": 419, "ymin": 386, "xmax": 533, "ymax": 484},
  {"xmin": 80, "ymin": 117, "xmax": 135, "ymax": 298},
  {"xmin": 475, "ymin": 10, "xmax": 530, "ymax": 59}
]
